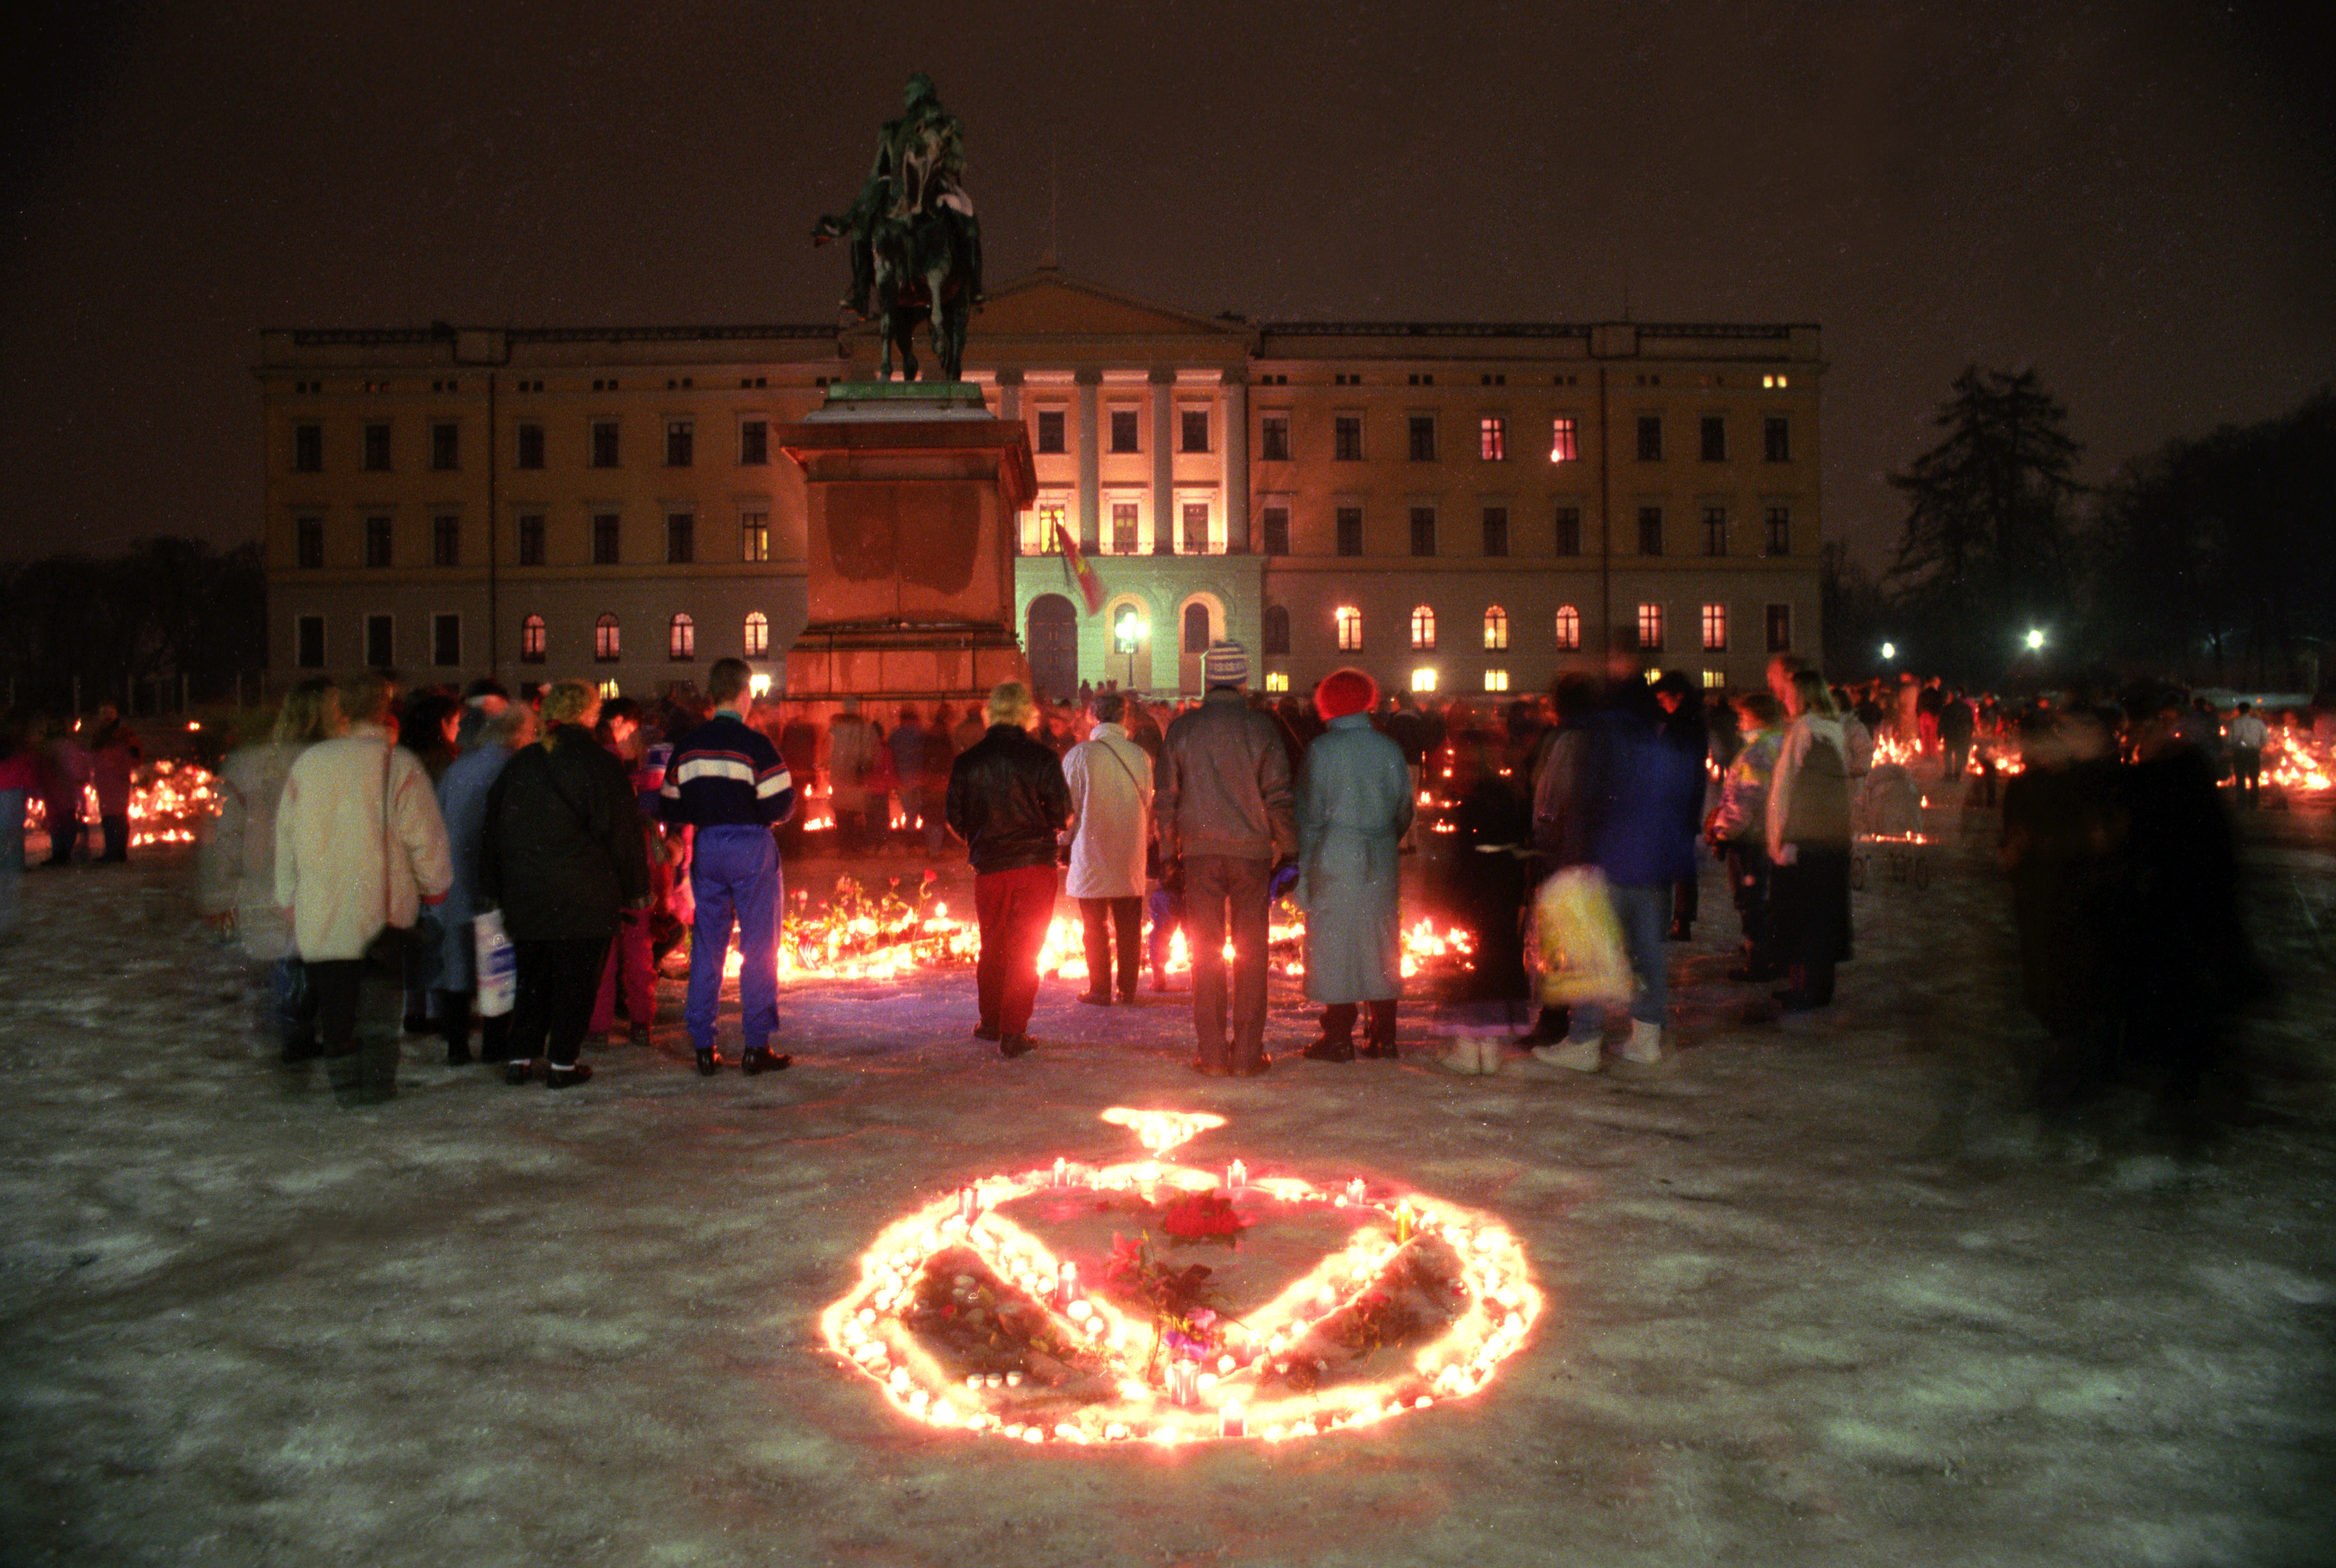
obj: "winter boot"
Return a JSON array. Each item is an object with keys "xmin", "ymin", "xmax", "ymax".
[
  {"xmin": 1531, "ymin": 1038, "xmax": 1603, "ymax": 1073},
  {"xmin": 1619, "ymin": 1020, "xmax": 1666, "ymax": 1065}
]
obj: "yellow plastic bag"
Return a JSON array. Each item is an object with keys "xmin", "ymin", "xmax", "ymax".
[{"xmin": 1532, "ymin": 866, "xmax": 1634, "ymax": 1007}]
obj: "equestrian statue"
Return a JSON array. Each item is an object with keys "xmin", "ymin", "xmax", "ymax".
[{"xmin": 813, "ymin": 72, "xmax": 985, "ymax": 383}]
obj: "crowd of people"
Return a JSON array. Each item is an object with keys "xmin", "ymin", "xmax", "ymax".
[{"xmin": 0, "ymin": 630, "xmax": 2245, "ymax": 1124}]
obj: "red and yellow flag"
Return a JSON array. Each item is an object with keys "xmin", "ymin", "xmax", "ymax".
[{"xmin": 1054, "ymin": 519, "xmax": 1106, "ymax": 615}]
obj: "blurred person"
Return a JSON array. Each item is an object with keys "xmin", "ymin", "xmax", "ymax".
[
  {"xmin": 777, "ymin": 707, "xmax": 822, "ymax": 857},
  {"xmin": 88, "ymin": 702, "xmax": 140, "ymax": 864},
  {"xmin": 0, "ymin": 709, "xmax": 36, "ymax": 943},
  {"xmin": 1707, "ymin": 691, "xmax": 1785, "ymax": 982},
  {"xmin": 587, "ymin": 698, "xmax": 669, "ymax": 1046},
  {"xmin": 890, "ymin": 705, "xmax": 932, "ymax": 848},
  {"xmin": 661, "ymin": 658, "xmax": 798, "ymax": 1076},
  {"xmin": 1939, "ymin": 687, "xmax": 1977, "ymax": 782},
  {"xmin": 2226, "ymin": 701, "xmax": 2268, "ymax": 807},
  {"xmin": 480, "ymin": 681, "xmax": 651, "ymax": 1089},
  {"xmin": 945, "ymin": 680, "xmax": 1072, "ymax": 1058},
  {"xmin": 825, "ymin": 697, "xmax": 876, "ymax": 851},
  {"xmin": 432, "ymin": 699, "xmax": 535, "ymax": 1066},
  {"xmin": 1296, "ymin": 667, "xmax": 1413, "ymax": 1063},
  {"xmin": 274, "ymin": 669, "xmax": 454, "ymax": 1104},
  {"xmin": 396, "ymin": 689, "xmax": 462, "ymax": 1032},
  {"xmin": 917, "ymin": 704, "xmax": 956, "ymax": 857},
  {"xmin": 199, "ymin": 677, "xmax": 341, "ymax": 1056},
  {"xmin": 1766, "ymin": 669, "xmax": 1854, "ymax": 1012},
  {"xmin": 402, "ymin": 691, "xmax": 463, "ymax": 784},
  {"xmin": 37, "ymin": 715, "xmax": 89, "ymax": 866},
  {"xmin": 1062, "ymin": 690, "xmax": 1153, "ymax": 1006},
  {"xmin": 1157, "ymin": 642, "xmax": 1295, "ymax": 1076},
  {"xmin": 1433, "ymin": 728, "xmax": 1536, "ymax": 1074},
  {"xmin": 1653, "ymin": 671, "xmax": 1710, "ymax": 941}
]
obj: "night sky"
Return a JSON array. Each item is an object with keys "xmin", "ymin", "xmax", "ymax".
[{"xmin": 3, "ymin": 0, "xmax": 2330, "ymax": 572}]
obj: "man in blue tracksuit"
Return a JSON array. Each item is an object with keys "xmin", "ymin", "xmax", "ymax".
[{"xmin": 660, "ymin": 658, "xmax": 797, "ymax": 1076}]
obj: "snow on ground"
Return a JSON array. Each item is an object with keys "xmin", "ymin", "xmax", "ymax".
[{"xmin": 1, "ymin": 797, "xmax": 2333, "ymax": 1568}]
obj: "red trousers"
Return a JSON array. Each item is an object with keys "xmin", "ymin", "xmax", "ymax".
[
  {"xmin": 974, "ymin": 863, "xmax": 1058, "ymax": 1037},
  {"xmin": 590, "ymin": 909, "xmax": 656, "ymax": 1033}
]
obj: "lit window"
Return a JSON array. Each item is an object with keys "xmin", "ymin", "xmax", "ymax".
[
  {"xmin": 741, "ymin": 511, "xmax": 769, "ymax": 563},
  {"xmin": 1410, "ymin": 604, "xmax": 1436, "ymax": 651},
  {"xmin": 1761, "ymin": 374, "xmax": 1790, "ymax": 389},
  {"xmin": 1484, "ymin": 606, "xmax": 1508, "ymax": 651},
  {"xmin": 1479, "ymin": 416, "xmax": 1506, "ymax": 461},
  {"xmin": 1483, "ymin": 669, "xmax": 1509, "ymax": 693},
  {"xmin": 521, "ymin": 614, "xmax": 546, "ymax": 664},
  {"xmin": 597, "ymin": 679, "xmax": 621, "ymax": 700},
  {"xmin": 1265, "ymin": 671, "xmax": 1290, "ymax": 694},
  {"xmin": 1335, "ymin": 605, "xmax": 1363, "ymax": 652},
  {"xmin": 1180, "ymin": 502, "xmax": 1212, "ymax": 555},
  {"xmin": 668, "ymin": 613, "xmax": 695, "ymax": 661},
  {"xmin": 1410, "ymin": 666, "xmax": 1438, "ymax": 693},
  {"xmin": 1110, "ymin": 502, "xmax": 1140, "ymax": 555},
  {"xmin": 594, "ymin": 613, "xmax": 621, "ymax": 662},
  {"xmin": 1555, "ymin": 605, "xmax": 1581, "ymax": 651},
  {"xmin": 1701, "ymin": 603, "xmax": 1728, "ymax": 652},
  {"xmin": 1021, "ymin": 502, "xmax": 1063, "ymax": 556},
  {"xmin": 744, "ymin": 610, "xmax": 769, "ymax": 658},
  {"xmin": 1702, "ymin": 670, "xmax": 1726, "ymax": 690},
  {"xmin": 1550, "ymin": 416, "xmax": 1578, "ymax": 463},
  {"xmin": 1637, "ymin": 603, "xmax": 1665, "ymax": 652}
]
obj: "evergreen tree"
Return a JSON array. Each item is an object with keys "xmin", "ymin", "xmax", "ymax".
[{"xmin": 1886, "ymin": 368, "xmax": 2082, "ymax": 681}]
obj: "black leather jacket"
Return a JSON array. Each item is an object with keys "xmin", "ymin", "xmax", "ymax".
[{"xmin": 945, "ymin": 724, "xmax": 1072, "ymax": 874}]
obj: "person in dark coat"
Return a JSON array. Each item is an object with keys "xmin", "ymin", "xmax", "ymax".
[
  {"xmin": 945, "ymin": 681, "xmax": 1072, "ymax": 1059},
  {"xmin": 1653, "ymin": 671, "xmax": 1711, "ymax": 940},
  {"xmin": 480, "ymin": 680, "xmax": 651, "ymax": 1088}
]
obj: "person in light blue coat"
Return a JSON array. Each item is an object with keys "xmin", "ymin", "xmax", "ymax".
[{"xmin": 1296, "ymin": 667, "xmax": 1415, "ymax": 1062}]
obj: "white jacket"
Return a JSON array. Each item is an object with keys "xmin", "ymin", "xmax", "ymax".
[
  {"xmin": 1061, "ymin": 724, "xmax": 1152, "ymax": 900},
  {"xmin": 275, "ymin": 725, "xmax": 453, "ymax": 961},
  {"xmin": 197, "ymin": 739, "xmax": 307, "ymax": 962}
]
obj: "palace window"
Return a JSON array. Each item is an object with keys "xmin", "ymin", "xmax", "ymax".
[
  {"xmin": 1180, "ymin": 408, "xmax": 1209, "ymax": 454},
  {"xmin": 1638, "ymin": 505, "xmax": 1664, "ymax": 556},
  {"xmin": 364, "ymin": 515, "xmax": 392, "ymax": 567},
  {"xmin": 431, "ymin": 422, "xmax": 459, "ymax": 472},
  {"xmin": 1259, "ymin": 504, "xmax": 1289, "ymax": 556},
  {"xmin": 296, "ymin": 517, "xmax": 323, "ymax": 569},
  {"xmin": 1637, "ymin": 415, "xmax": 1663, "ymax": 463},
  {"xmin": 296, "ymin": 615, "xmax": 325, "ymax": 669},
  {"xmin": 365, "ymin": 614, "xmax": 394, "ymax": 667},
  {"xmin": 1181, "ymin": 502, "xmax": 1212, "ymax": 555},
  {"xmin": 1021, "ymin": 502, "xmax": 1061, "ymax": 556},
  {"xmin": 590, "ymin": 419, "xmax": 620, "ymax": 468},
  {"xmin": 431, "ymin": 514, "xmax": 459, "ymax": 567},
  {"xmin": 1766, "ymin": 603, "xmax": 1792, "ymax": 652},
  {"xmin": 1484, "ymin": 669, "xmax": 1509, "ymax": 693},
  {"xmin": 668, "ymin": 613, "xmax": 695, "ymax": 661},
  {"xmin": 1262, "ymin": 605, "xmax": 1290, "ymax": 656},
  {"xmin": 1700, "ymin": 415, "xmax": 1726, "ymax": 463},
  {"xmin": 1550, "ymin": 416, "xmax": 1578, "ymax": 463},
  {"xmin": 665, "ymin": 421, "xmax": 694, "ymax": 467},
  {"xmin": 1259, "ymin": 413, "xmax": 1289, "ymax": 462},
  {"xmin": 1410, "ymin": 604, "xmax": 1436, "ymax": 651},
  {"xmin": 520, "ymin": 614, "xmax": 546, "ymax": 664},
  {"xmin": 1637, "ymin": 602, "xmax": 1665, "ymax": 652},
  {"xmin": 741, "ymin": 510, "xmax": 769, "ymax": 563},
  {"xmin": 1765, "ymin": 503, "xmax": 1791, "ymax": 555},
  {"xmin": 1335, "ymin": 506, "xmax": 1363, "ymax": 557},
  {"xmin": 363, "ymin": 423, "xmax": 391, "ymax": 472},
  {"xmin": 1555, "ymin": 605, "xmax": 1582, "ymax": 651},
  {"xmin": 517, "ymin": 514, "xmax": 545, "ymax": 567},
  {"xmin": 592, "ymin": 513, "xmax": 621, "ymax": 565},
  {"xmin": 1109, "ymin": 408, "xmax": 1139, "ymax": 454},
  {"xmin": 293, "ymin": 423, "xmax": 322, "ymax": 472},
  {"xmin": 1479, "ymin": 416, "xmax": 1506, "ymax": 461},
  {"xmin": 1333, "ymin": 414, "xmax": 1363, "ymax": 461},
  {"xmin": 1764, "ymin": 414, "xmax": 1790, "ymax": 463},
  {"xmin": 743, "ymin": 610, "xmax": 769, "ymax": 658},
  {"xmin": 1484, "ymin": 606, "xmax": 1508, "ymax": 651},
  {"xmin": 665, "ymin": 513, "xmax": 695, "ymax": 565},
  {"xmin": 594, "ymin": 613, "xmax": 621, "ymax": 662},
  {"xmin": 1182, "ymin": 603, "xmax": 1211, "ymax": 654},
  {"xmin": 1703, "ymin": 505, "xmax": 1728, "ymax": 557},
  {"xmin": 1408, "ymin": 415, "xmax": 1436, "ymax": 462},
  {"xmin": 1554, "ymin": 505, "xmax": 1582, "ymax": 557},
  {"xmin": 516, "ymin": 422, "xmax": 545, "ymax": 470},
  {"xmin": 1335, "ymin": 605, "xmax": 1363, "ymax": 652},
  {"xmin": 1109, "ymin": 501, "xmax": 1139, "ymax": 555},
  {"xmin": 1036, "ymin": 409, "xmax": 1066, "ymax": 454},
  {"xmin": 432, "ymin": 613, "xmax": 461, "ymax": 667},
  {"xmin": 739, "ymin": 419, "xmax": 769, "ymax": 466},
  {"xmin": 1481, "ymin": 505, "xmax": 1509, "ymax": 557},
  {"xmin": 1410, "ymin": 506, "xmax": 1437, "ymax": 557},
  {"xmin": 1702, "ymin": 603, "xmax": 1728, "ymax": 652}
]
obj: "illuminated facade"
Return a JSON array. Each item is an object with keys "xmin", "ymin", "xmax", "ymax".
[{"xmin": 257, "ymin": 274, "xmax": 1823, "ymax": 700}]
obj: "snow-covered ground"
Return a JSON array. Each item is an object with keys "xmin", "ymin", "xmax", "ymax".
[{"xmin": 2, "ymin": 800, "xmax": 2332, "ymax": 1568}]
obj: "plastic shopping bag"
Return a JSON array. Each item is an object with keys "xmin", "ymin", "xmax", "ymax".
[
  {"xmin": 1531, "ymin": 866, "xmax": 1634, "ymax": 1007},
  {"xmin": 473, "ymin": 908, "xmax": 517, "ymax": 1018}
]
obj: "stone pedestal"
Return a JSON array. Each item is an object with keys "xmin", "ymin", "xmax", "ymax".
[{"xmin": 776, "ymin": 383, "xmax": 1036, "ymax": 704}]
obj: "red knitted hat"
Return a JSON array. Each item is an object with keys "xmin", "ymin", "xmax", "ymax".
[{"xmin": 1314, "ymin": 666, "xmax": 1378, "ymax": 722}]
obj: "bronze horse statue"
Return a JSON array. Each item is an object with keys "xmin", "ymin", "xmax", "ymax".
[{"xmin": 813, "ymin": 206, "xmax": 973, "ymax": 383}]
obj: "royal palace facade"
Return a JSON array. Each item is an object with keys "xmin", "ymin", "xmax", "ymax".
[{"xmin": 257, "ymin": 271, "xmax": 1823, "ymax": 704}]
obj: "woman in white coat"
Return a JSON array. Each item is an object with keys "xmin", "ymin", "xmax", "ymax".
[{"xmin": 1061, "ymin": 690, "xmax": 1153, "ymax": 1005}]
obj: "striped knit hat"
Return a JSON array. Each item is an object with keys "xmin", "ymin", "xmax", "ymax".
[{"xmin": 1202, "ymin": 640, "xmax": 1249, "ymax": 688}]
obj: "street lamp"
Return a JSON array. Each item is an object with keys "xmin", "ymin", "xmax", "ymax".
[
  {"xmin": 1880, "ymin": 641, "xmax": 1896, "ymax": 663},
  {"xmin": 1113, "ymin": 607, "xmax": 1148, "ymax": 694},
  {"xmin": 2024, "ymin": 628, "xmax": 2045, "ymax": 652}
]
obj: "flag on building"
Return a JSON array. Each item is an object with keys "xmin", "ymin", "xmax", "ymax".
[{"xmin": 1055, "ymin": 519, "xmax": 1105, "ymax": 615}]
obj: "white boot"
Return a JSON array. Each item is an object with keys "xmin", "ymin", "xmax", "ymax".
[
  {"xmin": 1619, "ymin": 1020, "xmax": 1666, "ymax": 1064},
  {"xmin": 1436, "ymin": 1031, "xmax": 1487, "ymax": 1075},
  {"xmin": 1476, "ymin": 1034, "xmax": 1505, "ymax": 1075},
  {"xmin": 1531, "ymin": 1038, "xmax": 1602, "ymax": 1073}
]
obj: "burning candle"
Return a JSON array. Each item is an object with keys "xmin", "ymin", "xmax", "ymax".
[
  {"xmin": 1051, "ymin": 1156, "xmax": 1067, "ymax": 1187},
  {"xmin": 1220, "ymin": 1401, "xmax": 1246, "ymax": 1439},
  {"xmin": 1227, "ymin": 1158, "xmax": 1247, "ymax": 1190},
  {"xmin": 1345, "ymin": 1178, "xmax": 1367, "ymax": 1204},
  {"xmin": 1059, "ymin": 1261, "xmax": 1080, "ymax": 1303}
]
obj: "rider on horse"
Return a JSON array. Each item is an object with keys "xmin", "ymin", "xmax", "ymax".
[{"xmin": 836, "ymin": 73, "xmax": 984, "ymax": 319}]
